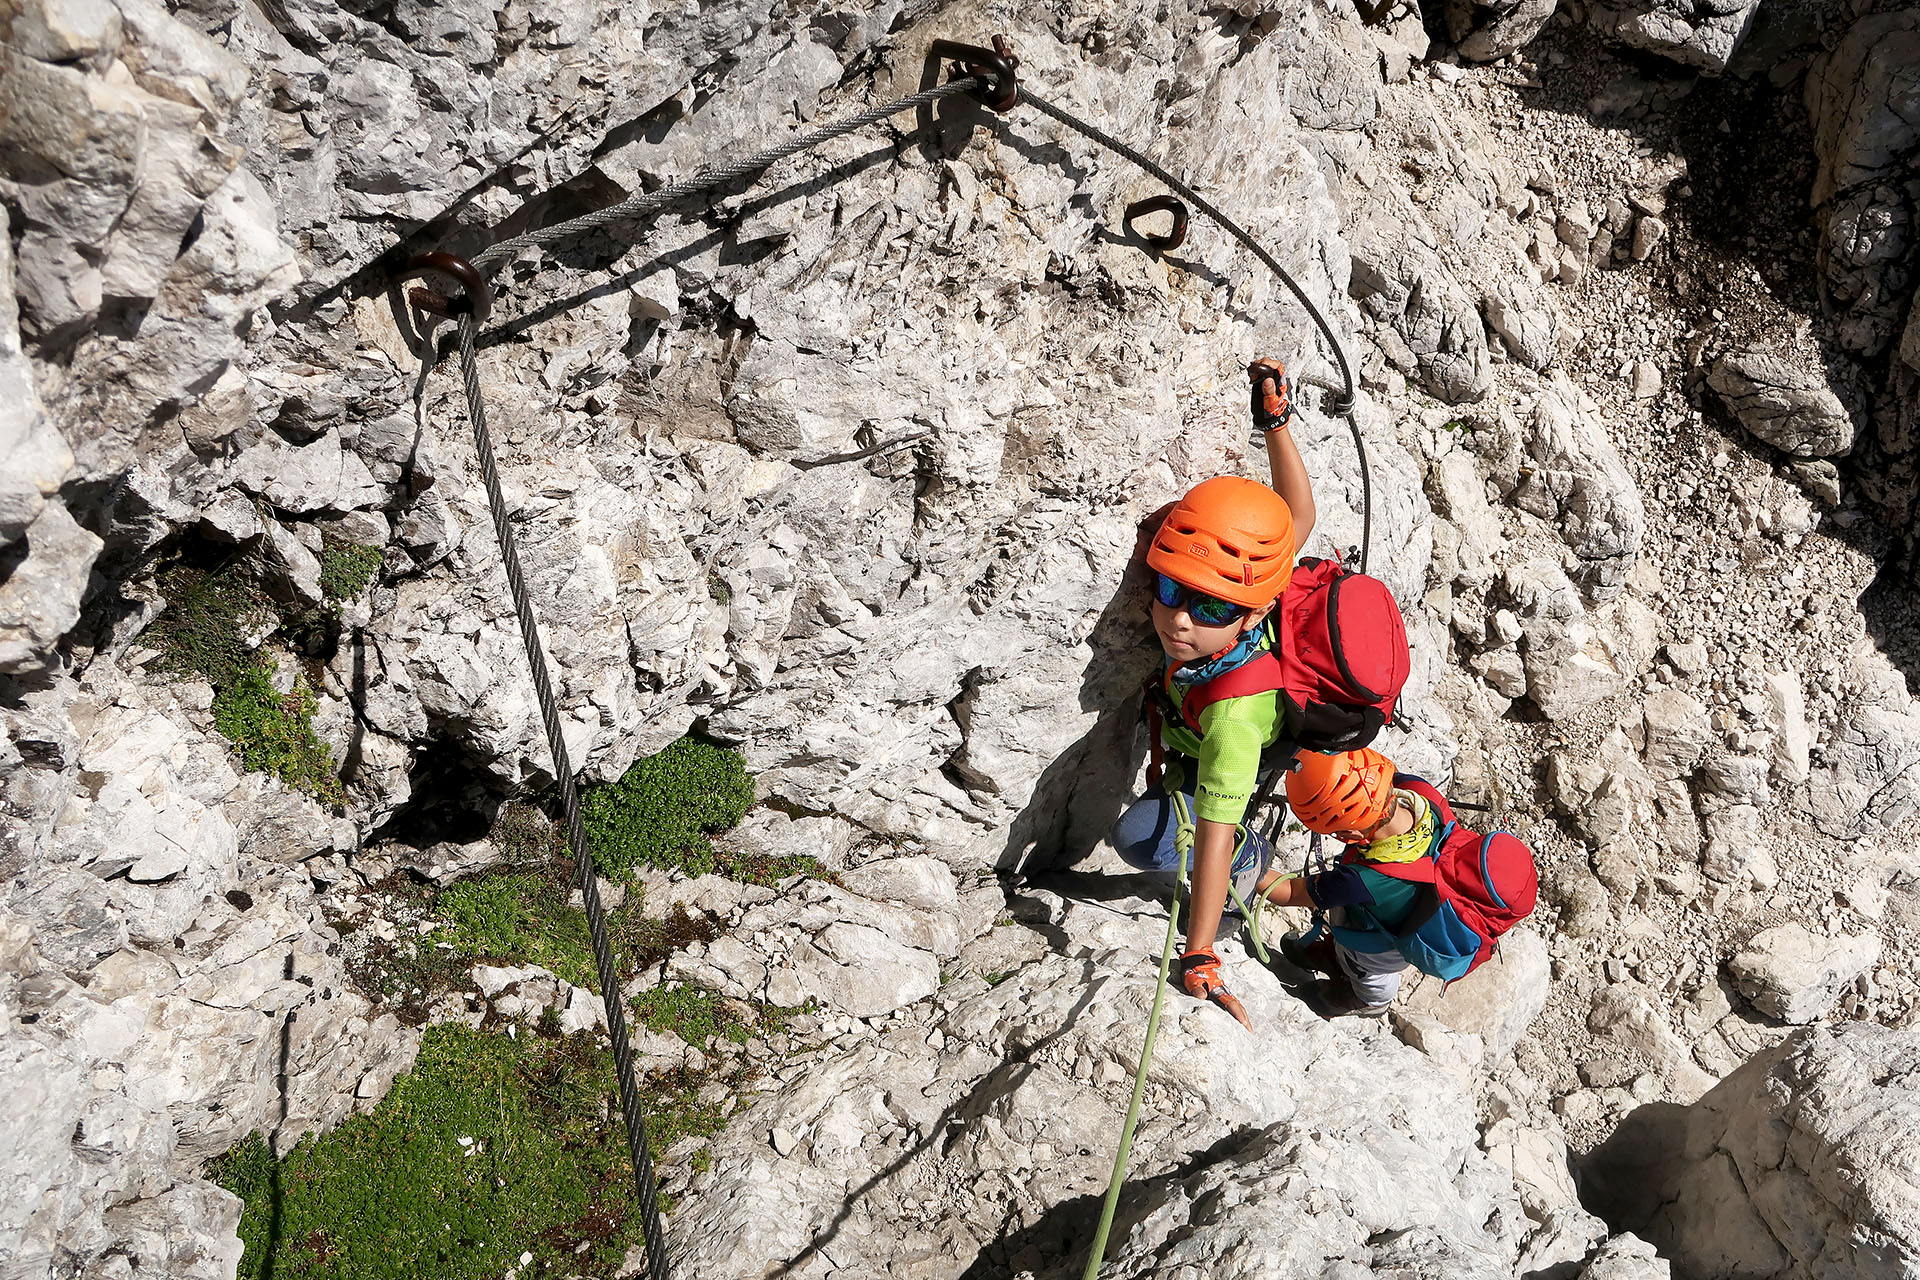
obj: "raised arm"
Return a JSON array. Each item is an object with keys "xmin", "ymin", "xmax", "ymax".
[{"xmin": 1250, "ymin": 359, "xmax": 1317, "ymax": 553}]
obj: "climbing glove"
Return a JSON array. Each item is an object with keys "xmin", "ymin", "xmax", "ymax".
[
  {"xmin": 1247, "ymin": 358, "xmax": 1294, "ymax": 435},
  {"xmin": 1176, "ymin": 947, "xmax": 1251, "ymax": 1030}
]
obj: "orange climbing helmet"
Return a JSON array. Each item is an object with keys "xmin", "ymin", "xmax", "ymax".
[
  {"xmin": 1146, "ymin": 476, "xmax": 1295, "ymax": 608},
  {"xmin": 1286, "ymin": 747, "xmax": 1396, "ymax": 836}
]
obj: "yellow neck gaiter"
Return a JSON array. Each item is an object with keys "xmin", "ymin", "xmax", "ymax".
[{"xmin": 1359, "ymin": 791, "xmax": 1434, "ymax": 864}]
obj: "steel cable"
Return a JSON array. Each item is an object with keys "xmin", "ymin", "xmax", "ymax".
[
  {"xmin": 1018, "ymin": 87, "xmax": 1372, "ymax": 573},
  {"xmin": 452, "ymin": 312, "xmax": 673, "ymax": 1280}
]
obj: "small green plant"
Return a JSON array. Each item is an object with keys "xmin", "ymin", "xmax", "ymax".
[
  {"xmin": 211, "ymin": 662, "xmax": 344, "ymax": 805},
  {"xmin": 984, "ymin": 969, "xmax": 1016, "ymax": 988},
  {"xmin": 212, "ymin": 1024, "xmax": 645, "ymax": 1280},
  {"xmin": 582, "ymin": 738, "xmax": 759, "ymax": 881},
  {"xmin": 319, "ymin": 538, "xmax": 383, "ymax": 601},
  {"xmin": 149, "ymin": 560, "xmax": 276, "ymax": 688}
]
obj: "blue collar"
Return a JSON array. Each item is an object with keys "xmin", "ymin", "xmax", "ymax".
[{"xmin": 1166, "ymin": 621, "xmax": 1270, "ymax": 699}]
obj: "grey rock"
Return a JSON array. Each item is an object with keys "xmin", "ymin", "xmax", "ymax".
[
  {"xmin": 1641, "ymin": 687, "xmax": 1713, "ymax": 780},
  {"xmin": 1484, "ymin": 277, "xmax": 1558, "ymax": 371},
  {"xmin": 0, "ymin": 500, "xmax": 103, "ymax": 675},
  {"xmin": 1350, "ymin": 230, "xmax": 1494, "ymax": 404},
  {"xmin": 1805, "ymin": 13, "xmax": 1920, "ymax": 358},
  {"xmin": 1728, "ymin": 923, "xmax": 1882, "ymax": 1024},
  {"xmin": 1507, "ymin": 376, "xmax": 1646, "ymax": 598},
  {"xmin": 1579, "ymin": 1233, "xmax": 1672, "ymax": 1280},
  {"xmin": 1446, "ymin": 0, "xmax": 1560, "ymax": 62},
  {"xmin": 1584, "ymin": 1024, "xmax": 1920, "ymax": 1278},
  {"xmin": 1588, "ymin": 0, "xmax": 1761, "ymax": 74},
  {"xmin": 1630, "ymin": 215, "xmax": 1667, "ymax": 262},
  {"xmin": 232, "ymin": 436, "xmax": 383, "ymax": 516},
  {"xmin": 1402, "ymin": 927, "xmax": 1550, "ymax": 1066},
  {"xmin": 0, "ymin": 208, "xmax": 72, "ymax": 546},
  {"xmin": 1707, "ymin": 348, "xmax": 1858, "ymax": 458},
  {"xmin": 1763, "ymin": 668, "xmax": 1812, "ymax": 785}
]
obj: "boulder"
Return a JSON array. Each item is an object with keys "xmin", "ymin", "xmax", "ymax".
[
  {"xmin": 0, "ymin": 502, "xmax": 104, "ymax": 675},
  {"xmin": 1707, "ymin": 348, "xmax": 1858, "ymax": 458},
  {"xmin": 1728, "ymin": 923, "xmax": 1882, "ymax": 1024},
  {"xmin": 1587, "ymin": 0, "xmax": 1761, "ymax": 73},
  {"xmin": 1446, "ymin": 0, "xmax": 1560, "ymax": 63},
  {"xmin": 1400, "ymin": 927, "xmax": 1550, "ymax": 1066},
  {"xmin": 1582, "ymin": 1024, "xmax": 1920, "ymax": 1279},
  {"xmin": 1506, "ymin": 376, "xmax": 1646, "ymax": 599},
  {"xmin": 1805, "ymin": 12, "xmax": 1920, "ymax": 359}
]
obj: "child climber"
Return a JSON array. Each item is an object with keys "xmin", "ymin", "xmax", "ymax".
[
  {"xmin": 1109, "ymin": 359, "xmax": 1315, "ymax": 1030},
  {"xmin": 1262, "ymin": 747, "xmax": 1540, "ymax": 1018},
  {"xmin": 1260, "ymin": 747, "xmax": 1423, "ymax": 1018}
]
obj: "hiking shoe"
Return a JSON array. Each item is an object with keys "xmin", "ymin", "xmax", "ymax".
[
  {"xmin": 1308, "ymin": 972, "xmax": 1391, "ymax": 1020},
  {"xmin": 1279, "ymin": 930, "xmax": 1338, "ymax": 979}
]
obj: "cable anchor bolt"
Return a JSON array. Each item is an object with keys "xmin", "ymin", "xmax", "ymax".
[
  {"xmin": 1123, "ymin": 194, "xmax": 1189, "ymax": 253},
  {"xmin": 392, "ymin": 251, "xmax": 492, "ymax": 325},
  {"xmin": 928, "ymin": 35, "xmax": 1020, "ymax": 112}
]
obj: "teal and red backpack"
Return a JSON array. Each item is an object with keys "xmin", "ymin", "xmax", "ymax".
[{"xmin": 1325, "ymin": 776, "xmax": 1539, "ymax": 981}]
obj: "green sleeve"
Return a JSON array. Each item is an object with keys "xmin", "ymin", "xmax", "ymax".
[{"xmin": 1191, "ymin": 692, "xmax": 1282, "ymax": 825}]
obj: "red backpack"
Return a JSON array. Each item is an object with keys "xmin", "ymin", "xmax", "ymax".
[
  {"xmin": 1327, "ymin": 776, "xmax": 1539, "ymax": 980},
  {"xmin": 1170, "ymin": 556, "xmax": 1409, "ymax": 753}
]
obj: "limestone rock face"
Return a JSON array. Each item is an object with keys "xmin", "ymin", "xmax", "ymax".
[
  {"xmin": 1582, "ymin": 1024, "xmax": 1920, "ymax": 1280},
  {"xmin": 0, "ymin": 671, "xmax": 418, "ymax": 1276},
  {"xmin": 668, "ymin": 889, "xmax": 1637, "ymax": 1279}
]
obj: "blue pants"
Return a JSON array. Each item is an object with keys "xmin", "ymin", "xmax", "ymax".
[{"xmin": 1109, "ymin": 778, "xmax": 1273, "ymax": 907}]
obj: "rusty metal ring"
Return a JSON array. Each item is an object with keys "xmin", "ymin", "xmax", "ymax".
[
  {"xmin": 1123, "ymin": 195, "xmax": 1189, "ymax": 253},
  {"xmin": 393, "ymin": 251, "xmax": 492, "ymax": 326}
]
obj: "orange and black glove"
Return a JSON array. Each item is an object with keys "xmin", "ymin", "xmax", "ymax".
[
  {"xmin": 1247, "ymin": 358, "xmax": 1294, "ymax": 435},
  {"xmin": 1176, "ymin": 947, "xmax": 1251, "ymax": 1030}
]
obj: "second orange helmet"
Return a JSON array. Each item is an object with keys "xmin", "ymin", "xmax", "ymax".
[{"xmin": 1286, "ymin": 747, "xmax": 1396, "ymax": 836}]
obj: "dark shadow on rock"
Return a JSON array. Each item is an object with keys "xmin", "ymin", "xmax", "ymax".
[
  {"xmin": 996, "ymin": 527, "xmax": 1160, "ymax": 878},
  {"xmin": 1574, "ymin": 1099, "xmax": 1691, "ymax": 1250}
]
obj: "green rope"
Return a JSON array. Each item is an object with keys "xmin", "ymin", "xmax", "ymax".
[
  {"xmin": 1080, "ymin": 803, "xmax": 1188, "ymax": 1280},
  {"xmin": 1082, "ymin": 785, "xmax": 1275, "ymax": 1277}
]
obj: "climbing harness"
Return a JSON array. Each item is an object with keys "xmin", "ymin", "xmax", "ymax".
[{"xmin": 396, "ymin": 34, "xmax": 1377, "ymax": 1279}]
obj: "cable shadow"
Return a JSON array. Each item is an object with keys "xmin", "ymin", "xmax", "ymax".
[
  {"xmin": 472, "ymin": 140, "xmax": 911, "ymax": 351},
  {"xmin": 765, "ymin": 962, "xmax": 1101, "ymax": 1278}
]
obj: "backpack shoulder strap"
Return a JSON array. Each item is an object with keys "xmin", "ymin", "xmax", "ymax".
[{"xmin": 1179, "ymin": 650, "xmax": 1285, "ymax": 727}]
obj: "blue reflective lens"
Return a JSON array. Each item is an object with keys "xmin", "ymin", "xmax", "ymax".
[{"xmin": 1154, "ymin": 573, "xmax": 1248, "ymax": 627}]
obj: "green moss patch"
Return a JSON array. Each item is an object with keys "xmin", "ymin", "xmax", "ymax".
[
  {"xmin": 432, "ymin": 850, "xmax": 720, "ymax": 995},
  {"xmin": 320, "ymin": 538, "xmax": 383, "ymax": 601},
  {"xmin": 150, "ymin": 556, "xmax": 345, "ymax": 805},
  {"xmin": 583, "ymin": 738, "xmax": 826, "ymax": 885},
  {"xmin": 212, "ymin": 662, "xmax": 345, "ymax": 805},
  {"xmin": 150, "ymin": 560, "xmax": 278, "ymax": 688},
  {"xmin": 212, "ymin": 1024, "xmax": 646, "ymax": 1280}
]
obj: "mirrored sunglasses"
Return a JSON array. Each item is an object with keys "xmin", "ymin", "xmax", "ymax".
[{"xmin": 1153, "ymin": 573, "xmax": 1250, "ymax": 627}]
